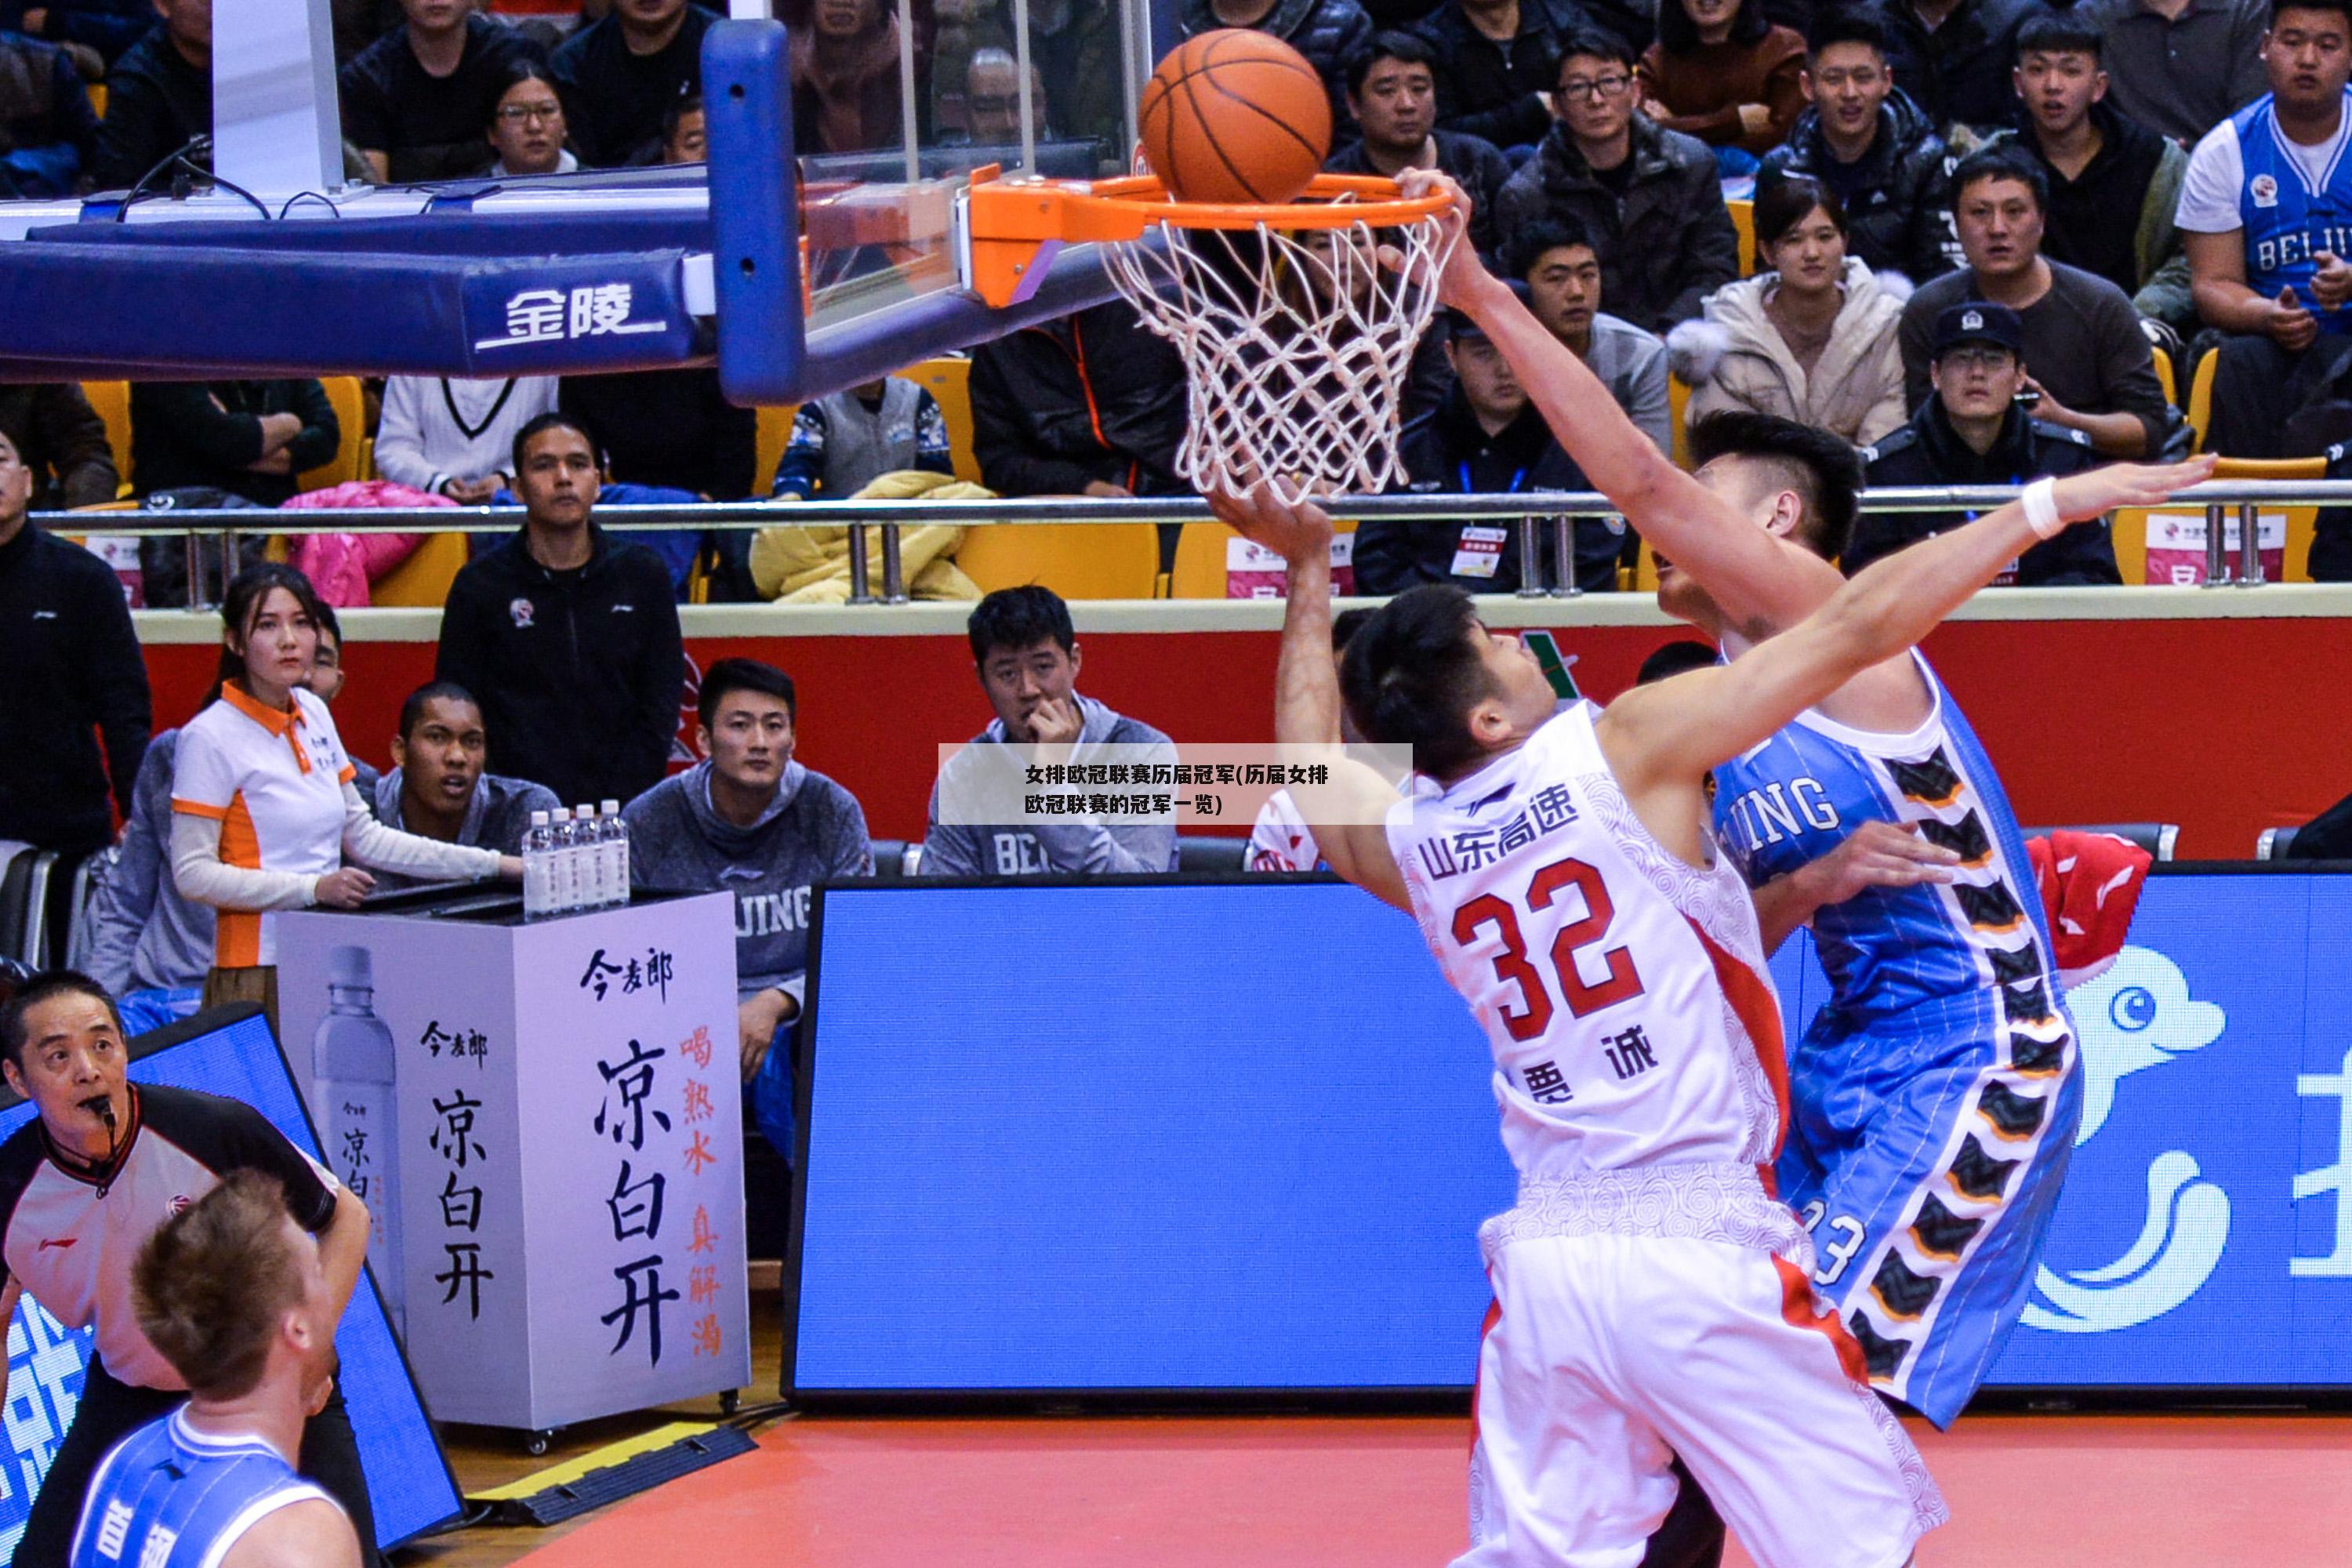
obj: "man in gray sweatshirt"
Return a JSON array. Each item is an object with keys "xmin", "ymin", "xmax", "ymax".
[
  {"xmin": 622, "ymin": 659, "xmax": 871, "ymax": 1163},
  {"xmin": 367, "ymin": 681, "xmax": 560, "ymax": 891},
  {"xmin": 921, "ymin": 586, "xmax": 1180, "ymax": 878}
]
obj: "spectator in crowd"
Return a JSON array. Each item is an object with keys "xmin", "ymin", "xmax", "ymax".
[
  {"xmin": 129, "ymin": 378, "xmax": 341, "ymax": 507},
  {"xmin": 374, "ymin": 372, "xmax": 561, "ymax": 502},
  {"xmin": 1900, "ymin": 146, "xmax": 2171, "ymax": 457},
  {"xmin": 968, "ymin": 297, "xmax": 1189, "ymax": 499},
  {"xmin": 2180, "ymin": 0, "xmax": 2352, "ymax": 458},
  {"xmin": 437, "ymin": 412, "xmax": 685, "ymax": 808},
  {"xmin": 922, "ymin": 586, "xmax": 1179, "ymax": 877},
  {"xmin": 961, "ymin": 48, "xmax": 1049, "ymax": 143},
  {"xmin": 2001, "ymin": 12, "xmax": 2194, "ymax": 334},
  {"xmin": 1291, "ymin": 220, "xmax": 1455, "ymax": 425},
  {"xmin": 0, "ymin": 976, "xmax": 378, "ymax": 1564},
  {"xmin": 174, "ymin": 565, "xmax": 514, "ymax": 1020},
  {"xmin": 1857, "ymin": 301, "xmax": 2117, "ymax": 583},
  {"xmin": 1636, "ymin": 0, "xmax": 1808, "ymax": 158},
  {"xmin": 558, "ymin": 368, "xmax": 756, "ymax": 499},
  {"xmin": 662, "ymin": 87, "xmax": 705, "ymax": 160},
  {"xmin": 4, "ymin": 0, "xmax": 160, "ymax": 64},
  {"xmin": 1494, "ymin": 29, "xmax": 1740, "ymax": 332},
  {"xmin": 2085, "ymin": 0, "xmax": 2269, "ymax": 145},
  {"xmin": 624, "ymin": 659, "xmax": 869, "ymax": 1165},
  {"xmin": 1508, "ymin": 215, "xmax": 1674, "ymax": 452},
  {"xmin": 89, "ymin": 0, "xmax": 209, "ymax": 191},
  {"xmin": 0, "ymin": 383, "xmax": 120, "ymax": 509},
  {"xmin": 1877, "ymin": 0, "xmax": 2044, "ymax": 138},
  {"xmin": 1178, "ymin": 0, "xmax": 1373, "ymax": 134},
  {"xmin": 1759, "ymin": 9, "xmax": 1955, "ymax": 283},
  {"xmin": 1029, "ymin": 0, "xmax": 1126, "ymax": 153},
  {"xmin": 1360, "ymin": 295, "xmax": 1621, "ymax": 595},
  {"xmin": 485, "ymin": 59, "xmax": 576, "ymax": 176},
  {"xmin": 365, "ymin": 681, "xmax": 557, "ymax": 891},
  {"xmin": 550, "ymin": 0, "xmax": 717, "ymax": 166},
  {"xmin": 771, "ymin": 376, "xmax": 953, "ymax": 499},
  {"xmin": 0, "ymin": 425, "xmax": 149, "ymax": 879},
  {"xmin": 1327, "ymin": 31, "xmax": 1512, "ymax": 257},
  {"xmin": 790, "ymin": 0, "xmax": 904, "ymax": 153},
  {"xmin": 0, "ymin": 30, "xmax": 95, "ymax": 195},
  {"xmin": 339, "ymin": 0, "xmax": 545, "ymax": 183},
  {"xmin": 1414, "ymin": 0, "xmax": 1589, "ymax": 152},
  {"xmin": 85, "ymin": 619, "xmax": 365, "ymax": 1033},
  {"xmin": 1673, "ymin": 176, "xmax": 1911, "ymax": 445}
]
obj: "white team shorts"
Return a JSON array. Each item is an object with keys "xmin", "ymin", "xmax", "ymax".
[{"xmin": 1457, "ymin": 1231, "xmax": 1949, "ymax": 1568}]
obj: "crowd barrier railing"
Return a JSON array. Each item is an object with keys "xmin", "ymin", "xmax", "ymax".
[{"xmin": 40, "ymin": 478, "xmax": 2352, "ymax": 608}]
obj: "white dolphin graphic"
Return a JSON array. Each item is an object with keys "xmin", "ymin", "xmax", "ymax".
[
  {"xmin": 2023, "ymin": 946, "xmax": 2230, "ymax": 1335},
  {"xmin": 2066, "ymin": 946, "xmax": 2227, "ymax": 1145}
]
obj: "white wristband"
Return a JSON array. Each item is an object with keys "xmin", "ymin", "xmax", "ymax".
[{"xmin": 2022, "ymin": 477, "xmax": 2062, "ymax": 539}]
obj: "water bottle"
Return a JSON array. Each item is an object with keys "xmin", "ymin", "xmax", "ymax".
[
  {"xmin": 315, "ymin": 946, "xmax": 404, "ymax": 1334},
  {"xmin": 570, "ymin": 804, "xmax": 601, "ymax": 909},
  {"xmin": 522, "ymin": 809, "xmax": 553, "ymax": 919},
  {"xmin": 600, "ymin": 800, "xmax": 630, "ymax": 908}
]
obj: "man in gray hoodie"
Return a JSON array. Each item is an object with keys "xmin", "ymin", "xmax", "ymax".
[
  {"xmin": 623, "ymin": 659, "xmax": 871, "ymax": 1163},
  {"xmin": 922, "ymin": 586, "xmax": 1180, "ymax": 879},
  {"xmin": 367, "ymin": 681, "xmax": 560, "ymax": 891}
]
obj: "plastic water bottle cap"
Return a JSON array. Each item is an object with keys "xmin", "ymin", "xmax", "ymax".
[
  {"xmin": 531, "ymin": 810, "xmax": 550, "ymax": 826},
  {"xmin": 328, "ymin": 946, "xmax": 373, "ymax": 988},
  {"xmin": 601, "ymin": 800, "xmax": 620, "ymax": 815}
]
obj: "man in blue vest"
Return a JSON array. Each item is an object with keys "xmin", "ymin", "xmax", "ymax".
[
  {"xmin": 2180, "ymin": 0, "xmax": 2352, "ymax": 456},
  {"xmin": 69, "ymin": 1171, "xmax": 360, "ymax": 1568}
]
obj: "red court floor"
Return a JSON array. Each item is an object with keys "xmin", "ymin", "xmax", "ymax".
[{"xmin": 514, "ymin": 1411, "xmax": 2352, "ymax": 1566}]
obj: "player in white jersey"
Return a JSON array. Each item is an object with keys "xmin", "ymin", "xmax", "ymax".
[{"xmin": 1207, "ymin": 320, "xmax": 2202, "ymax": 1568}]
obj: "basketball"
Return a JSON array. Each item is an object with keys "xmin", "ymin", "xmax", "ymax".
[{"xmin": 1139, "ymin": 30, "xmax": 1333, "ymax": 206}]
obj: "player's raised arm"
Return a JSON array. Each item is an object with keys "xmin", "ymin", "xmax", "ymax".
[
  {"xmin": 1599, "ymin": 457, "xmax": 2214, "ymax": 792},
  {"xmin": 1398, "ymin": 169, "xmax": 1843, "ymax": 642},
  {"xmin": 1207, "ymin": 485, "xmax": 1410, "ymax": 911}
]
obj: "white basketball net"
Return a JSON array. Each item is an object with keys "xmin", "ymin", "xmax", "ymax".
[{"xmin": 1100, "ymin": 210, "xmax": 1457, "ymax": 506}]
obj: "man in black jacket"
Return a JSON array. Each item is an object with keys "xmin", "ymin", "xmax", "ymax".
[
  {"xmin": 1327, "ymin": 31, "xmax": 1513, "ymax": 257},
  {"xmin": 1875, "ymin": 0, "xmax": 2045, "ymax": 140},
  {"xmin": 1757, "ymin": 9, "xmax": 1955, "ymax": 283},
  {"xmin": 129, "ymin": 379, "xmax": 340, "ymax": 507},
  {"xmin": 339, "ymin": 0, "xmax": 545, "ymax": 182},
  {"xmin": 435, "ymin": 412, "xmax": 685, "ymax": 808},
  {"xmin": 549, "ymin": 0, "xmax": 716, "ymax": 166},
  {"xmin": 0, "ymin": 383, "xmax": 119, "ymax": 510},
  {"xmin": 968, "ymin": 299, "xmax": 1187, "ymax": 500},
  {"xmin": 1413, "ymin": 0, "xmax": 1593, "ymax": 152},
  {"xmin": 1357, "ymin": 298, "xmax": 1621, "ymax": 595},
  {"xmin": 89, "ymin": 0, "xmax": 209, "ymax": 190},
  {"xmin": 0, "ymin": 426, "xmax": 151, "ymax": 865},
  {"xmin": 1178, "ymin": 0, "xmax": 1372, "ymax": 134},
  {"xmin": 1857, "ymin": 302, "xmax": 2114, "ymax": 584},
  {"xmin": 1493, "ymin": 28, "xmax": 1739, "ymax": 331}
]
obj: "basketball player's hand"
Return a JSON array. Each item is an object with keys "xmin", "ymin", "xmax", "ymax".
[
  {"xmin": 2267, "ymin": 285, "xmax": 2320, "ymax": 351},
  {"xmin": 2047, "ymin": 453, "xmax": 2216, "ymax": 524},
  {"xmin": 1794, "ymin": 821, "xmax": 1958, "ymax": 910},
  {"xmin": 311, "ymin": 867, "xmax": 376, "ymax": 909},
  {"xmin": 1206, "ymin": 481, "xmax": 1334, "ymax": 566},
  {"xmin": 1388, "ymin": 168, "xmax": 1480, "ymax": 308},
  {"xmin": 2315, "ymin": 252, "xmax": 2352, "ymax": 310}
]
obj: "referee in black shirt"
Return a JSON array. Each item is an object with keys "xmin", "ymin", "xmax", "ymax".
[{"xmin": 0, "ymin": 973, "xmax": 379, "ymax": 1567}]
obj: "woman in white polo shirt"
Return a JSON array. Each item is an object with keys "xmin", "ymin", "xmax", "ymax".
[{"xmin": 171, "ymin": 564, "xmax": 521, "ymax": 1023}]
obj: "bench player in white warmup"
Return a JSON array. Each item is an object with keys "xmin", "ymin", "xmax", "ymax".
[{"xmin": 1207, "ymin": 426, "xmax": 2205, "ymax": 1561}]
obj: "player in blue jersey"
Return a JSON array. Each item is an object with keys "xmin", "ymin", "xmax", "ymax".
[
  {"xmin": 70, "ymin": 1171, "xmax": 360, "ymax": 1568},
  {"xmin": 1398, "ymin": 163, "xmax": 2212, "ymax": 1564},
  {"xmin": 2180, "ymin": 0, "xmax": 2352, "ymax": 457}
]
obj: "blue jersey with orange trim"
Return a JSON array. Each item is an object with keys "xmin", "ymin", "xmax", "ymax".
[
  {"xmin": 70, "ymin": 1409, "xmax": 341, "ymax": 1568},
  {"xmin": 1711, "ymin": 653, "xmax": 2067, "ymax": 1050}
]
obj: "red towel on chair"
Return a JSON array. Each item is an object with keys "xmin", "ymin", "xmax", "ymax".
[{"xmin": 2027, "ymin": 830, "xmax": 2153, "ymax": 989}]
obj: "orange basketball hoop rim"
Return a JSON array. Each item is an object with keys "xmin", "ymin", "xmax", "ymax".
[{"xmin": 959, "ymin": 165, "xmax": 1454, "ymax": 309}]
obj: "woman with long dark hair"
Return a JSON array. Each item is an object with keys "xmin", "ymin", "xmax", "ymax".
[
  {"xmin": 1637, "ymin": 0, "xmax": 1806, "ymax": 157},
  {"xmin": 169, "ymin": 564, "xmax": 519, "ymax": 1023},
  {"xmin": 1671, "ymin": 175, "xmax": 1909, "ymax": 445}
]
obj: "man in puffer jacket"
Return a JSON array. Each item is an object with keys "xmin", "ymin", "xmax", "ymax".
[
  {"xmin": 1178, "ymin": 0, "xmax": 1374, "ymax": 136},
  {"xmin": 1414, "ymin": 0, "xmax": 1592, "ymax": 152},
  {"xmin": 1492, "ymin": 29, "xmax": 1739, "ymax": 331},
  {"xmin": 1757, "ymin": 11, "xmax": 1957, "ymax": 284},
  {"xmin": 968, "ymin": 298, "xmax": 1187, "ymax": 499}
]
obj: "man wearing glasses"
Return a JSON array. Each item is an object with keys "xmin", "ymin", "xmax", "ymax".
[{"xmin": 1494, "ymin": 27, "xmax": 1738, "ymax": 332}]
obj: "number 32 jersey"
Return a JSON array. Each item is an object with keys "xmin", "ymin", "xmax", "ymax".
[{"xmin": 1385, "ymin": 705, "xmax": 1790, "ymax": 1184}]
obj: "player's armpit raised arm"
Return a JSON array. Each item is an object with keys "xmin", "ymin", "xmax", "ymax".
[
  {"xmin": 1601, "ymin": 458, "xmax": 2215, "ymax": 791},
  {"xmin": 1399, "ymin": 169, "xmax": 1842, "ymax": 640},
  {"xmin": 1207, "ymin": 485, "xmax": 1410, "ymax": 911}
]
